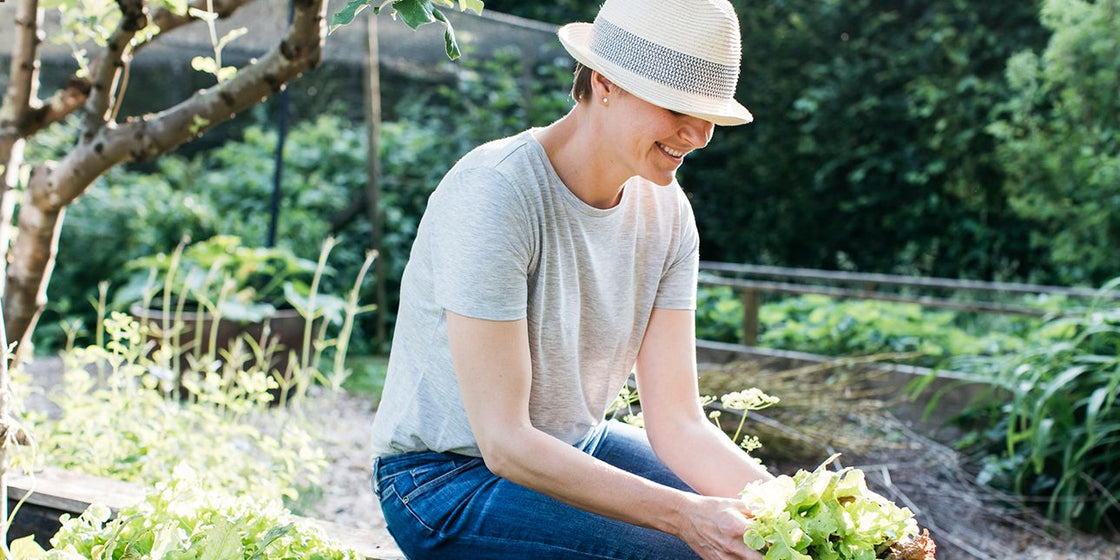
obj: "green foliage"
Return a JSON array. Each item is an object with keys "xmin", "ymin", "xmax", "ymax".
[
  {"xmin": 684, "ymin": 0, "xmax": 1050, "ymax": 281},
  {"xmin": 953, "ymin": 279, "xmax": 1120, "ymax": 530},
  {"xmin": 116, "ymin": 235, "xmax": 341, "ymax": 323},
  {"xmin": 12, "ymin": 465, "xmax": 359, "ymax": 559},
  {"xmin": 41, "ymin": 45, "xmax": 569, "ymax": 355},
  {"xmin": 740, "ymin": 455, "xmax": 919, "ymax": 559},
  {"xmin": 696, "ymin": 286, "xmax": 746, "ymax": 343},
  {"xmin": 988, "ymin": 0, "xmax": 1120, "ymax": 285},
  {"xmin": 15, "ymin": 313, "xmax": 327, "ymax": 506},
  {"xmin": 189, "ymin": 3, "xmax": 247, "ymax": 83},
  {"xmin": 39, "ymin": 114, "xmax": 367, "ymax": 351},
  {"xmin": 331, "ymin": 0, "xmax": 485, "ymax": 59},
  {"xmin": 38, "ymin": 128, "xmax": 217, "ymax": 352},
  {"xmin": 394, "ymin": 46, "xmax": 572, "ymax": 153},
  {"xmin": 759, "ymin": 295, "xmax": 1031, "ymax": 365},
  {"xmin": 696, "ymin": 290, "xmax": 1035, "ymax": 366}
]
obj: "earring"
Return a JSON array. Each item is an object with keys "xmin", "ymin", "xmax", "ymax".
[{"xmin": 602, "ymin": 97, "xmax": 608, "ymax": 104}]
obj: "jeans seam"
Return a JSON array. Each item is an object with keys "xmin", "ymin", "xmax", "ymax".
[
  {"xmin": 384, "ymin": 484, "xmax": 439, "ymax": 534},
  {"xmin": 399, "ymin": 458, "xmax": 483, "ymax": 503}
]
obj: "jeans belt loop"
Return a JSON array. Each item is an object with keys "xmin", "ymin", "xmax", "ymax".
[{"xmin": 372, "ymin": 457, "xmax": 381, "ymax": 493}]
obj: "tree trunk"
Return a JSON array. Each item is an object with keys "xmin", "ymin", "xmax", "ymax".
[
  {"xmin": 2, "ymin": 0, "xmax": 329, "ymax": 352},
  {"xmin": 0, "ymin": 0, "xmax": 43, "ymax": 296}
]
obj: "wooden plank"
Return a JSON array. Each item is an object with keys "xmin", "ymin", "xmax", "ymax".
[
  {"xmin": 740, "ymin": 289, "xmax": 761, "ymax": 346},
  {"xmin": 699, "ymin": 261, "xmax": 1118, "ymax": 299},
  {"xmin": 6, "ymin": 467, "xmax": 145, "ymax": 514},
  {"xmin": 4, "ymin": 468, "xmax": 403, "ymax": 559}
]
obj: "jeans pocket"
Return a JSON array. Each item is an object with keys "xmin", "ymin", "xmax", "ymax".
[{"xmin": 398, "ymin": 458, "xmax": 484, "ymax": 533}]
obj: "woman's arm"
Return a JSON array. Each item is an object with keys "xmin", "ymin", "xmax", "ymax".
[
  {"xmin": 635, "ymin": 307, "xmax": 774, "ymax": 498},
  {"xmin": 447, "ymin": 311, "xmax": 760, "ymax": 560}
]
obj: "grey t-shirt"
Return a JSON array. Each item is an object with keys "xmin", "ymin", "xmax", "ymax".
[{"xmin": 370, "ymin": 129, "xmax": 699, "ymax": 457}]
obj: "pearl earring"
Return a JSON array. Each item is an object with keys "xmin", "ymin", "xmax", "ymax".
[{"xmin": 602, "ymin": 97, "xmax": 608, "ymax": 104}]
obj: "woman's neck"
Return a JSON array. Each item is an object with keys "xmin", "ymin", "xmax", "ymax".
[{"xmin": 535, "ymin": 108, "xmax": 628, "ymax": 209}]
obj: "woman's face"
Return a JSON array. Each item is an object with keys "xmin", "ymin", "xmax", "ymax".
[{"xmin": 605, "ymin": 91, "xmax": 715, "ymax": 186}]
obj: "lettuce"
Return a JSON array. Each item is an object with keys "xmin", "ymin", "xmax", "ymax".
[{"xmin": 741, "ymin": 455, "xmax": 920, "ymax": 560}]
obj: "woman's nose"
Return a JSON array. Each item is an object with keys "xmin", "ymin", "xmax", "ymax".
[{"xmin": 681, "ymin": 116, "xmax": 715, "ymax": 150}]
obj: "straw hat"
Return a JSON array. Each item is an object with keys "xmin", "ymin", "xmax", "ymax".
[{"xmin": 558, "ymin": 0, "xmax": 753, "ymax": 126}]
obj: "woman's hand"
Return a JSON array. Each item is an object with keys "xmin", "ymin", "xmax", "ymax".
[{"xmin": 676, "ymin": 494, "xmax": 764, "ymax": 560}]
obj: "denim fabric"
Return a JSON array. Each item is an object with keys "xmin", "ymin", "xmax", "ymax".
[{"xmin": 372, "ymin": 420, "xmax": 701, "ymax": 559}]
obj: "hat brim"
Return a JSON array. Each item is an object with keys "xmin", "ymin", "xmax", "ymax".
[{"xmin": 558, "ymin": 22, "xmax": 754, "ymax": 127}]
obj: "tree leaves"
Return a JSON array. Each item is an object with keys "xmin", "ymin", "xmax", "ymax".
[{"xmin": 330, "ymin": 0, "xmax": 485, "ymax": 59}]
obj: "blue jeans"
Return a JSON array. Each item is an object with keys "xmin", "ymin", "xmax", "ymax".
[{"xmin": 372, "ymin": 420, "xmax": 700, "ymax": 559}]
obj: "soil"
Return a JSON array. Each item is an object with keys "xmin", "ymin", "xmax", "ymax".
[{"xmin": 18, "ymin": 356, "xmax": 1120, "ymax": 560}]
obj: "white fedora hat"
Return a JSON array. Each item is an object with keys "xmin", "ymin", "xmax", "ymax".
[{"xmin": 558, "ymin": 0, "xmax": 753, "ymax": 126}]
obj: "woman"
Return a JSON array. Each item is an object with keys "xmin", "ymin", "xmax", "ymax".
[{"xmin": 370, "ymin": 1, "xmax": 770, "ymax": 558}]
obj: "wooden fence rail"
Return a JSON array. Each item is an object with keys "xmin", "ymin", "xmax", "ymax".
[{"xmin": 698, "ymin": 262, "xmax": 1120, "ymax": 346}]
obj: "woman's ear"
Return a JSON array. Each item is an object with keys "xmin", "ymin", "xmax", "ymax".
[{"xmin": 590, "ymin": 70, "xmax": 616, "ymax": 100}]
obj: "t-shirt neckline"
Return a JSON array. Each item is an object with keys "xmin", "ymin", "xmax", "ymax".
[{"xmin": 524, "ymin": 129, "xmax": 630, "ymax": 218}]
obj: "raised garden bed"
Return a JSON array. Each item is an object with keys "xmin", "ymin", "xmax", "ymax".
[{"xmin": 4, "ymin": 467, "xmax": 404, "ymax": 559}]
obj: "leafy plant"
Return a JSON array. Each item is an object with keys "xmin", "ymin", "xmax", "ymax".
[
  {"xmin": 116, "ymin": 235, "xmax": 343, "ymax": 323},
  {"xmin": 189, "ymin": 0, "xmax": 248, "ymax": 83},
  {"xmin": 11, "ymin": 465, "xmax": 360, "ymax": 559},
  {"xmin": 696, "ymin": 286, "xmax": 746, "ymax": 343},
  {"xmin": 332, "ymin": 0, "xmax": 485, "ymax": 59},
  {"xmin": 740, "ymin": 455, "xmax": 934, "ymax": 560},
  {"xmin": 14, "ymin": 312, "xmax": 328, "ymax": 506},
  {"xmin": 696, "ymin": 290, "xmax": 1038, "ymax": 367},
  {"xmin": 759, "ymin": 295, "xmax": 1033, "ymax": 365},
  {"xmin": 952, "ymin": 278, "xmax": 1120, "ymax": 530}
]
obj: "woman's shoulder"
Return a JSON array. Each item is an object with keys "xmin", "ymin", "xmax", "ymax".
[
  {"xmin": 440, "ymin": 130, "xmax": 551, "ymax": 199},
  {"xmin": 452, "ymin": 130, "xmax": 541, "ymax": 175}
]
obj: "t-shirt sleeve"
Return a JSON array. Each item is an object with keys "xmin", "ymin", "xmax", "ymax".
[
  {"xmin": 654, "ymin": 189, "xmax": 700, "ymax": 310},
  {"xmin": 427, "ymin": 167, "xmax": 534, "ymax": 321}
]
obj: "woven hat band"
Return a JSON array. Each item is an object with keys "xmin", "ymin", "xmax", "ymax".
[{"xmin": 590, "ymin": 18, "xmax": 739, "ymax": 100}]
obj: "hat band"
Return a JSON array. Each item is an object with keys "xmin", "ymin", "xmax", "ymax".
[{"xmin": 590, "ymin": 18, "xmax": 738, "ymax": 100}]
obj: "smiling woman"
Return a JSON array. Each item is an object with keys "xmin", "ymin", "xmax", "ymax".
[{"xmin": 368, "ymin": 1, "xmax": 770, "ymax": 559}]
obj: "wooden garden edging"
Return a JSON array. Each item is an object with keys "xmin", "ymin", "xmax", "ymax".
[
  {"xmin": 699, "ymin": 261, "xmax": 1120, "ymax": 346},
  {"xmin": 4, "ymin": 467, "xmax": 404, "ymax": 559}
]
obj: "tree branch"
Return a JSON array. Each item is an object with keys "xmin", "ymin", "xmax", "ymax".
[
  {"xmin": 44, "ymin": 0, "xmax": 327, "ymax": 209},
  {"xmin": 141, "ymin": 0, "xmax": 254, "ymax": 54},
  {"xmin": 0, "ymin": 0, "xmax": 43, "ymax": 164},
  {"xmin": 80, "ymin": 0, "xmax": 148, "ymax": 142},
  {"xmin": 20, "ymin": 78, "xmax": 93, "ymax": 139}
]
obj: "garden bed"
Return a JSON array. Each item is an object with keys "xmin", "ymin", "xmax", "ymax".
[
  {"xmin": 696, "ymin": 341, "xmax": 1120, "ymax": 560},
  {"xmin": 14, "ymin": 356, "xmax": 401, "ymax": 559}
]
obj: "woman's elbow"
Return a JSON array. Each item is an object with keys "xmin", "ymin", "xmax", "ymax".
[{"xmin": 475, "ymin": 426, "xmax": 530, "ymax": 480}]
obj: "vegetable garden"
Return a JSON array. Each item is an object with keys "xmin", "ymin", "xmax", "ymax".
[{"xmin": 1, "ymin": 0, "xmax": 1118, "ymax": 558}]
